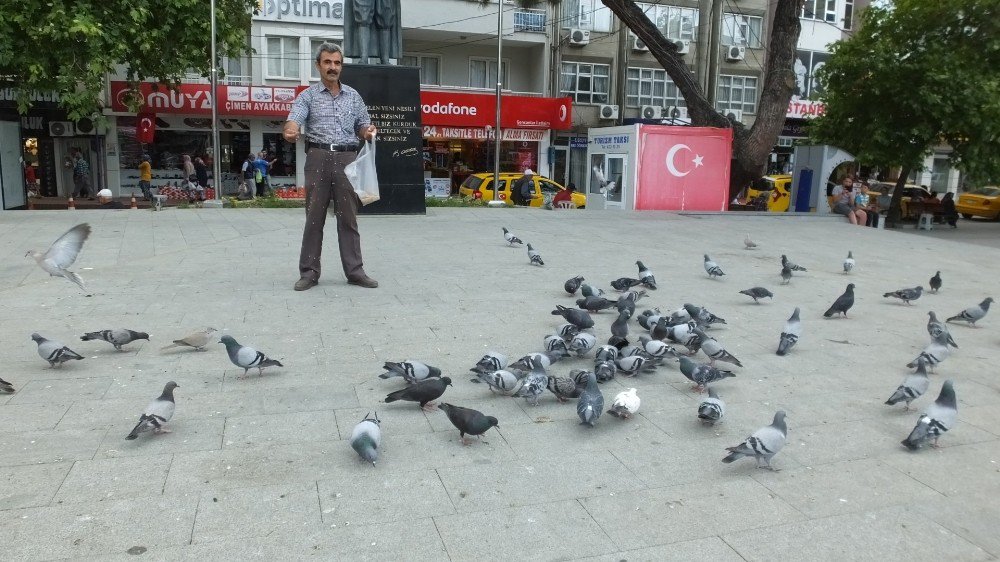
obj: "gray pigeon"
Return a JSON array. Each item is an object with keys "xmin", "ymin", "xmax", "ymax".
[
  {"xmin": 946, "ymin": 297, "xmax": 993, "ymax": 327},
  {"xmin": 125, "ymin": 382, "xmax": 178, "ymax": 440},
  {"xmin": 615, "ymin": 354, "xmax": 654, "ymax": 376},
  {"xmin": 544, "ymin": 335, "xmax": 571, "ymax": 358},
  {"xmin": 683, "ymin": 304, "xmax": 727, "ymax": 328},
  {"xmin": 907, "ymin": 340, "xmax": 950, "ymax": 372},
  {"xmin": 902, "ymin": 380, "xmax": 957, "ymax": 450},
  {"xmin": 885, "ymin": 359, "xmax": 930, "ymax": 411},
  {"xmin": 636, "ymin": 260, "xmax": 656, "ymax": 290},
  {"xmin": 546, "ymin": 375, "xmax": 583, "ymax": 402},
  {"xmin": 593, "ymin": 361, "xmax": 617, "ymax": 382},
  {"xmin": 26, "ymin": 223, "xmax": 91, "ymax": 292},
  {"xmin": 669, "ymin": 306, "xmax": 692, "ymax": 324},
  {"xmin": 470, "ymin": 352, "xmax": 507, "ymax": 376},
  {"xmin": 161, "ymin": 327, "xmax": 217, "ymax": 351},
  {"xmin": 610, "ymin": 277, "xmax": 643, "ymax": 291},
  {"xmin": 776, "ymin": 307, "xmax": 802, "ymax": 356},
  {"xmin": 667, "ymin": 321, "xmax": 702, "ymax": 355},
  {"xmin": 31, "ymin": 333, "xmax": 84, "ymax": 368},
  {"xmin": 739, "ymin": 287, "xmax": 773, "ymax": 304},
  {"xmin": 556, "ymin": 323, "xmax": 580, "ymax": 340},
  {"xmin": 703, "ymin": 254, "xmax": 725, "ymax": 278},
  {"xmin": 569, "ymin": 332, "xmax": 597, "ymax": 356},
  {"xmin": 514, "ymin": 359, "xmax": 548, "ymax": 406},
  {"xmin": 551, "ymin": 305, "xmax": 595, "ymax": 329},
  {"xmin": 527, "ymin": 243, "xmax": 544, "ymax": 266},
  {"xmin": 823, "ymin": 283, "xmax": 855, "ymax": 318},
  {"xmin": 638, "ymin": 335, "xmax": 679, "ymax": 362},
  {"xmin": 610, "ymin": 309, "xmax": 631, "ymax": 340},
  {"xmin": 678, "ymin": 356, "xmax": 735, "ymax": 392},
  {"xmin": 576, "ymin": 371, "xmax": 604, "ymax": 426},
  {"xmin": 693, "ymin": 327, "xmax": 743, "ymax": 367},
  {"xmin": 502, "ymin": 227, "xmax": 522, "ymax": 246},
  {"xmin": 349, "ymin": 412, "xmax": 381, "ymax": 465},
  {"xmin": 649, "ymin": 316, "xmax": 671, "ymax": 341},
  {"xmin": 80, "ymin": 329, "xmax": 149, "ymax": 351},
  {"xmin": 576, "ymin": 296, "xmax": 616, "ymax": 313},
  {"xmin": 439, "ymin": 403, "xmax": 499, "ymax": 445},
  {"xmin": 607, "ymin": 387, "xmax": 640, "ymax": 419},
  {"xmin": 722, "ymin": 411, "xmax": 787, "ymax": 470},
  {"xmin": 929, "ymin": 271, "xmax": 942, "ymax": 293},
  {"xmin": 564, "ymin": 275, "xmax": 585, "ymax": 295},
  {"xmin": 380, "ymin": 360, "xmax": 441, "ymax": 383},
  {"xmin": 697, "ymin": 387, "xmax": 726, "ymax": 424},
  {"xmin": 883, "ymin": 286, "xmax": 923, "ymax": 305},
  {"xmin": 843, "ymin": 251, "xmax": 855, "ymax": 273},
  {"xmin": 594, "ymin": 345, "xmax": 619, "ymax": 364},
  {"xmin": 510, "ymin": 351, "xmax": 561, "ymax": 371},
  {"xmin": 781, "ymin": 254, "xmax": 807, "ymax": 272},
  {"xmin": 926, "ymin": 312, "xmax": 958, "ymax": 348},
  {"xmin": 0, "ymin": 377, "xmax": 15, "ymax": 393},
  {"xmin": 474, "ymin": 369, "xmax": 521, "ymax": 395},
  {"xmin": 580, "ymin": 283, "xmax": 605, "ymax": 298},
  {"xmin": 385, "ymin": 377, "xmax": 452, "ymax": 410},
  {"xmin": 780, "ymin": 264, "xmax": 792, "ymax": 285},
  {"xmin": 219, "ymin": 335, "xmax": 284, "ymax": 378}
]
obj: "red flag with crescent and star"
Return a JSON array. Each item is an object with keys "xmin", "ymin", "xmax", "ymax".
[
  {"xmin": 635, "ymin": 125, "xmax": 733, "ymax": 211},
  {"xmin": 136, "ymin": 113, "xmax": 156, "ymax": 144}
]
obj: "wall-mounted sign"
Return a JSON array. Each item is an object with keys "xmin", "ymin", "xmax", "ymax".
[{"xmin": 254, "ymin": 0, "xmax": 345, "ymax": 25}]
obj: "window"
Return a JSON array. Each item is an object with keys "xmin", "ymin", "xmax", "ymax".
[
  {"xmin": 635, "ymin": 3, "xmax": 699, "ymax": 41},
  {"xmin": 266, "ymin": 36, "xmax": 300, "ymax": 79},
  {"xmin": 625, "ymin": 67, "xmax": 685, "ymax": 109},
  {"xmin": 801, "ymin": 0, "xmax": 837, "ymax": 22},
  {"xmin": 560, "ymin": 62, "xmax": 610, "ymax": 104},
  {"xmin": 224, "ymin": 57, "xmax": 250, "ymax": 85},
  {"xmin": 401, "ymin": 54, "xmax": 441, "ymax": 85},
  {"xmin": 562, "ymin": 0, "xmax": 612, "ymax": 32},
  {"xmin": 717, "ymin": 75, "xmax": 758, "ymax": 113},
  {"xmin": 469, "ymin": 59, "xmax": 508, "ymax": 89},
  {"xmin": 844, "ymin": 0, "xmax": 854, "ymax": 30},
  {"xmin": 722, "ymin": 14, "xmax": 763, "ymax": 48},
  {"xmin": 309, "ymin": 39, "xmax": 340, "ymax": 80}
]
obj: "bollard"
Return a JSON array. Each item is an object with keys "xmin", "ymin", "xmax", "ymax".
[
  {"xmin": 67, "ymin": 196, "xmax": 76, "ymax": 210},
  {"xmin": 130, "ymin": 192, "xmax": 138, "ymax": 209}
]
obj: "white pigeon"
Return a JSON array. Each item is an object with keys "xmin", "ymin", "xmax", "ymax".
[
  {"xmin": 349, "ymin": 412, "xmax": 382, "ymax": 466},
  {"xmin": 697, "ymin": 387, "xmax": 726, "ymax": 424},
  {"xmin": 125, "ymin": 382, "xmax": 178, "ymax": 440},
  {"xmin": 703, "ymin": 254, "xmax": 725, "ymax": 278},
  {"xmin": 843, "ymin": 251, "xmax": 855, "ymax": 273},
  {"xmin": 744, "ymin": 233, "xmax": 757, "ymax": 250},
  {"xmin": 607, "ymin": 388, "xmax": 640, "ymax": 419},
  {"xmin": 161, "ymin": 328, "xmax": 218, "ymax": 351},
  {"xmin": 26, "ymin": 223, "xmax": 91, "ymax": 292},
  {"xmin": 722, "ymin": 411, "xmax": 787, "ymax": 470}
]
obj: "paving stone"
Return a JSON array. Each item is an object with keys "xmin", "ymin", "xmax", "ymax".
[
  {"xmin": 0, "ymin": 462, "xmax": 72, "ymax": 510},
  {"xmin": 191, "ymin": 483, "xmax": 321, "ymax": 544},
  {"xmin": 317, "ymin": 468, "xmax": 455, "ymax": 526},
  {"xmin": 0, "ymin": 427, "xmax": 107, "ymax": 467},
  {"xmin": 577, "ymin": 536, "xmax": 746, "ymax": 562},
  {"xmin": 53, "ymin": 454, "xmax": 172, "ymax": 505}
]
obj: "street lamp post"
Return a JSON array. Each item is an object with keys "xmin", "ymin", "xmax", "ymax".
[
  {"xmin": 491, "ymin": 0, "xmax": 503, "ymax": 205},
  {"xmin": 205, "ymin": 0, "xmax": 224, "ymax": 207}
]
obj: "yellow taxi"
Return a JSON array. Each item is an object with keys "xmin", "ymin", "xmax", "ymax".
[
  {"xmin": 744, "ymin": 174, "xmax": 792, "ymax": 212},
  {"xmin": 956, "ymin": 186, "xmax": 1000, "ymax": 220},
  {"xmin": 458, "ymin": 173, "xmax": 587, "ymax": 208}
]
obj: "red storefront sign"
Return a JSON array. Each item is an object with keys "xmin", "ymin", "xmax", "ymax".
[
  {"xmin": 420, "ymin": 91, "xmax": 572, "ymax": 130},
  {"xmin": 109, "ymin": 82, "xmax": 307, "ymax": 117},
  {"xmin": 422, "ymin": 126, "xmax": 546, "ymax": 141}
]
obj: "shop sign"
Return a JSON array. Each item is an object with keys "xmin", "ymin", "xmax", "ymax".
[
  {"xmin": 422, "ymin": 126, "xmax": 545, "ymax": 142},
  {"xmin": 786, "ymin": 99, "xmax": 825, "ymax": 119},
  {"xmin": 253, "ymin": 0, "xmax": 344, "ymax": 25},
  {"xmin": 420, "ymin": 90, "xmax": 572, "ymax": 130},
  {"xmin": 591, "ymin": 134, "xmax": 630, "ymax": 151},
  {"xmin": 109, "ymin": 82, "xmax": 307, "ymax": 117},
  {"xmin": 569, "ymin": 137, "xmax": 588, "ymax": 148},
  {"xmin": 0, "ymin": 87, "xmax": 62, "ymax": 108}
]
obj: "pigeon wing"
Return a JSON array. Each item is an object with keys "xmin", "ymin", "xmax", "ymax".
[{"xmin": 44, "ymin": 223, "xmax": 91, "ymax": 270}]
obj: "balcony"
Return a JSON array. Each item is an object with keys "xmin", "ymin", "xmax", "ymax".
[{"xmin": 514, "ymin": 8, "xmax": 546, "ymax": 33}]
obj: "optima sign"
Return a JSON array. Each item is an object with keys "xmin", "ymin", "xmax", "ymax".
[{"xmin": 255, "ymin": 0, "xmax": 344, "ymax": 25}]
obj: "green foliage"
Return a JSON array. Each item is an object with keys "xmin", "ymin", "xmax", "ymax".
[
  {"xmin": 0, "ymin": 0, "xmax": 257, "ymax": 119},
  {"xmin": 227, "ymin": 195, "xmax": 306, "ymax": 208},
  {"xmin": 424, "ymin": 196, "xmax": 494, "ymax": 208}
]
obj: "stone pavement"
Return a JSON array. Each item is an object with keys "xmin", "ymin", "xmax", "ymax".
[{"xmin": 1, "ymin": 207, "xmax": 999, "ymax": 561}]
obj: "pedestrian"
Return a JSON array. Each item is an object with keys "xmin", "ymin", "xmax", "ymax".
[
  {"xmin": 138, "ymin": 154, "xmax": 153, "ymax": 201},
  {"xmin": 72, "ymin": 150, "xmax": 93, "ymax": 199},
  {"xmin": 284, "ymin": 42, "xmax": 378, "ymax": 291},
  {"xmin": 830, "ymin": 175, "xmax": 866, "ymax": 226},
  {"xmin": 240, "ymin": 154, "xmax": 256, "ymax": 199},
  {"xmin": 512, "ymin": 168, "xmax": 535, "ymax": 206},
  {"xmin": 96, "ymin": 188, "xmax": 126, "ymax": 209},
  {"xmin": 253, "ymin": 151, "xmax": 271, "ymax": 197},
  {"xmin": 940, "ymin": 192, "xmax": 958, "ymax": 228},
  {"xmin": 194, "ymin": 157, "xmax": 209, "ymax": 203},
  {"xmin": 181, "ymin": 155, "xmax": 198, "ymax": 204}
]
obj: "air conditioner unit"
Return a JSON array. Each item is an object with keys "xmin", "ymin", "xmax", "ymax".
[
  {"xmin": 666, "ymin": 106, "xmax": 690, "ymax": 120},
  {"xmin": 48, "ymin": 121, "xmax": 75, "ymax": 137},
  {"xmin": 672, "ymin": 39, "xmax": 690, "ymax": 55},
  {"xmin": 569, "ymin": 28, "xmax": 591, "ymax": 46},
  {"xmin": 74, "ymin": 117, "xmax": 106, "ymax": 136},
  {"xmin": 726, "ymin": 45, "xmax": 746, "ymax": 61},
  {"xmin": 630, "ymin": 36, "xmax": 648, "ymax": 52},
  {"xmin": 724, "ymin": 109, "xmax": 744, "ymax": 122},
  {"xmin": 640, "ymin": 105, "xmax": 662, "ymax": 119},
  {"xmin": 598, "ymin": 104, "xmax": 619, "ymax": 120}
]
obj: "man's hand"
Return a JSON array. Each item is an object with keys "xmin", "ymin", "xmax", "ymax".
[
  {"xmin": 283, "ymin": 121, "xmax": 300, "ymax": 143},
  {"xmin": 360, "ymin": 125, "xmax": 377, "ymax": 141}
]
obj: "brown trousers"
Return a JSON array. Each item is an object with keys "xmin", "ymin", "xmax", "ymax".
[{"xmin": 299, "ymin": 148, "xmax": 365, "ymax": 282}]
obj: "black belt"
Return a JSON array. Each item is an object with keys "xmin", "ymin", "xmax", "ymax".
[{"xmin": 308, "ymin": 142, "xmax": 359, "ymax": 152}]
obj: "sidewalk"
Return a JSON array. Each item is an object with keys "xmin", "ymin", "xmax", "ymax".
[{"xmin": 0, "ymin": 208, "xmax": 998, "ymax": 560}]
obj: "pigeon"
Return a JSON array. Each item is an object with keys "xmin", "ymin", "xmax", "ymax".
[
  {"xmin": 510, "ymin": 351, "xmax": 561, "ymax": 371},
  {"xmin": 638, "ymin": 335, "xmax": 679, "ymax": 362},
  {"xmin": 0, "ymin": 377, "xmax": 15, "ymax": 393},
  {"xmin": 722, "ymin": 411, "xmax": 787, "ymax": 470},
  {"xmin": 637, "ymin": 308, "xmax": 661, "ymax": 329},
  {"xmin": 26, "ymin": 223, "xmax": 91, "ymax": 292},
  {"xmin": 610, "ymin": 309, "xmax": 631, "ymax": 340},
  {"xmin": 693, "ymin": 327, "xmax": 743, "ymax": 367},
  {"xmin": 929, "ymin": 271, "xmax": 942, "ymax": 293},
  {"xmin": 781, "ymin": 254, "xmax": 807, "ymax": 272},
  {"xmin": 439, "ymin": 403, "xmax": 499, "ymax": 445},
  {"xmin": 669, "ymin": 306, "xmax": 692, "ymax": 324},
  {"xmin": 703, "ymin": 254, "xmax": 725, "ymax": 278},
  {"xmin": 636, "ymin": 260, "xmax": 656, "ymax": 290},
  {"xmin": 161, "ymin": 327, "xmax": 217, "ymax": 351},
  {"xmin": 884, "ymin": 286, "xmax": 923, "ymax": 305},
  {"xmin": 610, "ymin": 277, "xmax": 643, "ymax": 291},
  {"xmin": 780, "ymin": 264, "xmax": 792, "ymax": 285},
  {"xmin": 80, "ymin": 329, "xmax": 149, "ymax": 351},
  {"xmin": 349, "ymin": 412, "xmax": 381, "ymax": 465},
  {"xmin": 618, "ymin": 344, "xmax": 644, "ymax": 357},
  {"xmin": 678, "ymin": 356, "xmax": 735, "ymax": 392},
  {"xmin": 470, "ymin": 352, "xmax": 508, "ymax": 376},
  {"xmin": 551, "ymin": 305, "xmax": 594, "ymax": 329},
  {"xmin": 474, "ymin": 369, "xmax": 522, "ymax": 395},
  {"xmin": 926, "ymin": 312, "xmax": 958, "ymax": 348},
  {"xmin": 649, "ymin": 316, "xmax": 672, "ymax": 341},
  {"xmin": 384, "ymin": 376, "xmax": 452, "ymax": 410},
  {"xmin": 697, "ymin": 387, "xmax": 726, "ymax": 424},
  {"xmin": 615, "ymin": 354, "xmax": 654, "ymax": 376},
  {"xmin": 526, "ymin": 243, "xmax": 544, "ymax": 266},
  {"xmin": 683, "ymin": 304, "xmax": 727, "ymax": 328},
  {"xmin": 31, "ymin": 333, "xmax": 84, "ymax": 368},
  {"xmin": 580, "ymin": 283, "xmax": 605, "ymax": 298},
  {"xmin": 556, "ymin": 323, "xmax": 580, "ymax": 340},
  {"xmin": 594, "ymin": 361, "xmax": 617, "ymax": 382},
  {"xmin": 380, "ymin": 360, "xmax": 441, "ymax": 383},
  {"xmin": 616, "ymin": 294, "xmax": 638, "ymax": 317},
  {"xmin": 594, "ymin": 345, "xmax": 619, "ymax": 364},
  {"xmin": 907, "ymin": 340, "xmax": 950, "ymax": 371},
  {"xmin": 569, "ymin": 332, "xmax": 597, "ymax": 356},
  {"xmin": 514, "ymin": 361, "xmax": 549, "ymax": 406},
  {"xmin": 668, "ymin": 321, "xmax": 702, "ymax": 354},
  {"xmin": 823, "ymin": 283, "xmax": 855, "ymax": 318},
  {"xmin": 902, "ymin": 380, "xmax": 957, "ymax": 450},
  {"xmin": 502, "ymin": 227, "xmax": 522, "ymax": 246},
  {"xmin": 547, "ymin": 375, "xmax": 583, "ymax": 402},
  {"xmin": 739, "ymin": 287, "xmax": 773, "ymax": 303},
  {"xmin": 544, "ymin": 335, "xmax": 571, "ymax": 358},
  {"xmin": 843, "ymin": 251, "xmax": 855, "ymax": 273},
  {"xmin": 219, "ymin": 335, "xmax": 284, "ymax": 378},
  {"xmin": 576, "ymin": 296, "xmax": 616, "ymax": 313},
  {"xmin": 744, "ymin": 233, "xmax": 757, "ymax": 250},
  {"xmin": 125, "ymin": 382, "xmax": 178, "ymax": 440},
  {"xmin": 607, "ymin": 388, "xmax": 640, "ymax": 419},
  {"xmin": 576, "ymin": 371, "xmax": 604, "ymax": 426},
  {"xmin": 776, "ymin": 307, "xmax": 802, "ymax": 356},
  {"xmin": 885, "ymin": 359, "xmax": 930, "ymax": 411},
  {"xmin": 946, "ymin": 297, "xmax": 994, "ymax": 327},
  {"xmin": 564, "ymin": 275, "xmax": 585, "ymax": 295}
]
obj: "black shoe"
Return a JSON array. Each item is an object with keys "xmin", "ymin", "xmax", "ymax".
[
  {"xmin": 347, "ymin": 276, "xmax": 379, "ymax": 288},
  {"xmin": 294, "ymin": 278, "xmax": 318, "ymax": 291}
]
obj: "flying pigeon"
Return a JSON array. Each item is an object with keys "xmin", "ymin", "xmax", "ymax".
[
  {"xmin": 556, "ymin": 323, "xmax": 580, "ymax": 340},
  {"xmin": 473, "ymin": 369, "xmax": 522, "ymax": 395},
  {"xmin": 527, "ymin": 243, "xmax": 544, "ymax": 266},
  {"xmin": 380, "ymin": 360, "xmax": 441, "ymax": 383},
  {"xmin": 678, "ymin": 356, "xmax": 735, "ymax": 392},
  {"xmin": 576, "ymin": 371, "xmax": 604, "ymax": 426},
  {"xmin": 823, "ymin": 283, "xmax": 855, "ymax": 318},
  {"xmin": 926, "ymin": 312, "xmax": 958, "ymax": 348},
  {"xmin": 80, "ymin": 329, "xmax": 149, "ymax": 351},
  {"xmin": 744, "ymin": 233, "xmax": 757, "ymax": 250},
  {"xmin": 564, "ymin": 275, "xmax": 585, "ymax": 295},
  {"xmin": 776, "ymin": 307, "xmax": 802, "ymax": 356},
  {"xmin": 883, "ymin": 286, "xmax": 923, "ymax": 305},
  {"xmin": 781, "ymin": 254, "xmax": 807, "ymax": 272},
  {"xmin": 593, "ymin": 361, "xmax": 616, "ymax": 382},
  {"xmin": 547, "ymin": 375, "xmax": 583, "ymax": 402},
  {"xmin": 439, "ymin": 403, "xmax": 499, "ymax": 445},
  {"xmin": 610, "ymin": 277, "xmax": 643, "ymax": 291},
  {"xmin": 722, "ymin": 411, "xmax": 787, "ymax": 470},
  {"xmin": 569, "ymin": 332, "xmax": 597, "ymax": 356},
  {"xmin": 902, "ymin": 380, "xmax": 957, "ymax": 450},
  {"xmin": 580, "ymin": 283, "xmax": 605, "ymax": 298},
  {"xmin": 885, "ymin": 359, "xmax": 930, "ymax": 411},
  {"xmin": 576, "ymin": 296, "xmax": 616, "ymax": 313},
  {"xmin": 946, "ymin": 297, "xmax": 994, "ymax": 327},
  {"xmin": 384, "ymin": 376, "xmax": 452, "ymax": 410},
  {"xmin": 219, "ymin": 335, "xmax": 284, "ymax": 378},
  {"xmin": 697, "ymin": 387, "xmax": 726, "ymax": 425},
  {"xmin": 636, "ymin": 260, "xmax": 657, "ymax": 289},
  {"xmin": 739, "ymin": 287, "xmax": 773, "ymax": 303},
  {"xmin": 161, "ymin": 327, "xmax": 217, "ymax": 351},
  {"xmin": 615, "ymin": 354, "xmax": 654, "ymax": 377},
  {"xmin": 349, "ymin": 412, "xmax": 381, "ymax": 465},
  {"xmin": 544, "ymin": 335, "xmax": 571, "ymax": 358},
  {"xmin": 929, "ymin": 271, "xmax": 942, "ymax": 293},
  {"xmin": 607, "ymin": 388, "xmax": 640, "ymax": 419},
  {"xmin": 594, "ymin": 345, "xmax": 619, "ymax": 364},
  {"xmin": 703, "ymin": 254, "xmax": 725, "ymax": 278},
  {"xmin": 907, "ymin": 340, "xmax": 950, "ymax": 372},
  {"xmin": 470, "ymin": 352, "xmax": 507, "ymax": 376},
  {"xmin": 26, "ymin": 223, "xmax": 91, "ymax": 292},
  {"xmin": 125, "ymin": 382, "xmax": 178, "ymax": 440},
  {"xmin": 551, "ymin": 305, "xmax": 595, "ymax": 329},
  {"xmin": 843, "ymin": 251, "xmax": 855, "ymax": 273},
  {"xmin": 610, "ymin": 309, "xmax": 631, "ymax": 340},
  {"xmin": 693, "ymin": 327, "xmax": 743, "ymax": 367},
  {"xmin": 31, "ymin": 333, "xmax": 84, "ymax": 368},
  {"xmin": 780, "ymin": 264, "xmax": 792, "ymax": 285},
  {"xmin": 0, "ymin": 377, "xmax": 15, "ymax": 393},
  {"xmin": 502, "ymin": 227, "xmax": 522, "ymax": 246}
]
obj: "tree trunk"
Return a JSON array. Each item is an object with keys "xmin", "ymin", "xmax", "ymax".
[{"xmin": 885, "ymin": 167, "xmax": 911, "ymax": 228}]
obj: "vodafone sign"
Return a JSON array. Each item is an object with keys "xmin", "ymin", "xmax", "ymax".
[
  {"xmin": 420, "ymin": 91, "xmax": 572, "ymax": 130},
  {"xmin": 109, "ymin": 82, "xmax": 307, "ymax": 117}
]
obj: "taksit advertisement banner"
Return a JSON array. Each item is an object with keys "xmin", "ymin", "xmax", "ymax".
[{"xmin": 635, "ymin": 125, "xmax": 733, "ymax": 211}]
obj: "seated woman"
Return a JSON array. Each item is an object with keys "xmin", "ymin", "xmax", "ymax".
[
  {"xmin": 552, "ymin": 183, "xmax": 576, "ymax": 207},
  {"xmin": 830, "ymin": 175, "xmax": 867, "ymax": 226}
]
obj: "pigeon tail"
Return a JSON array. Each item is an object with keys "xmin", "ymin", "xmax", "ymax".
[{"xmin": 65, "ymin": 271, "xmax": 87, "ymax": 292}]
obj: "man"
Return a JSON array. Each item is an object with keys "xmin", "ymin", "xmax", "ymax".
[
  {"xmin": 96, "ymin": 189, "xmax": 126, "ymax": 209},
  {"xmin": 138, "ymin": 154, "xmax": 153, "ymax": 201},
  {"xmin": 72, "ymin": 150, "xmax": 92, "ymax": 199},
  {"xmin": 284, "ymin": 42, "xmax": 378, "ymax": 291},
  {"xmin": 513, "ymin": 168, "xmax": 535, "ymax": 206},
  {"xmin": 253, "ymin": 151, "xmax": 272, "ymax": 197}
]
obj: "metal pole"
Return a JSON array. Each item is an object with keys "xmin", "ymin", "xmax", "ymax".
[
  {"xmin": 209, "ymin": 0, "xmax": 223, "ymax": 203},
  {"xmin": 492, "ymin": 0, "xmax": 503, "ymax": 202}
]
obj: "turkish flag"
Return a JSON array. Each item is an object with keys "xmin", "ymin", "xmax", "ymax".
[
  {"xmin": 136, "ymin": 113, "xmax": 156, "ymax": 144},
  {"xmin": 635, "ymin": 125, "xmax": 733, "ymax": 211}
]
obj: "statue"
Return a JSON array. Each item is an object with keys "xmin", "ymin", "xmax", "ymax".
[{"xmin": 344, "ymin": 0, "xmax": 402, "ymax": 65}]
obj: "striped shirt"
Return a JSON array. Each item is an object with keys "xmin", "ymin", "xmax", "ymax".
[{"xmin": 287, "ymin": 82, "xmax": 371, "ymax": 145}]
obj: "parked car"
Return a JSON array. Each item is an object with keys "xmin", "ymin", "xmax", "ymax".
[
  {"xmin": 744, "ymin": 174, "xmax": 792, "ymax": 212},
  {"xmin": 458, "ymin": 173, "xmax": 586, "ymax": 208},
  {"xmin": 870, "ymin": 182, "xmax": 935, "ymax": 218},
  {"xmin": 956, "ymin": 186, "xmax": 1000, "ymax": 220}
]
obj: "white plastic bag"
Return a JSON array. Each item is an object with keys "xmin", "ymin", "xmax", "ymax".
[{"xmin": 344, "ymin": 138, "xmax": 380, "ymax": 206}]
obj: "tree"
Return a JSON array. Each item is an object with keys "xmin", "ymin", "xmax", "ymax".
[
  {"xmin": 0, "ymin": 0, "xmax": 257, "ymax": 119},
  {"xmin": 809, "ymin": 0, "xmax": 1000, "ymax": 227}
]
